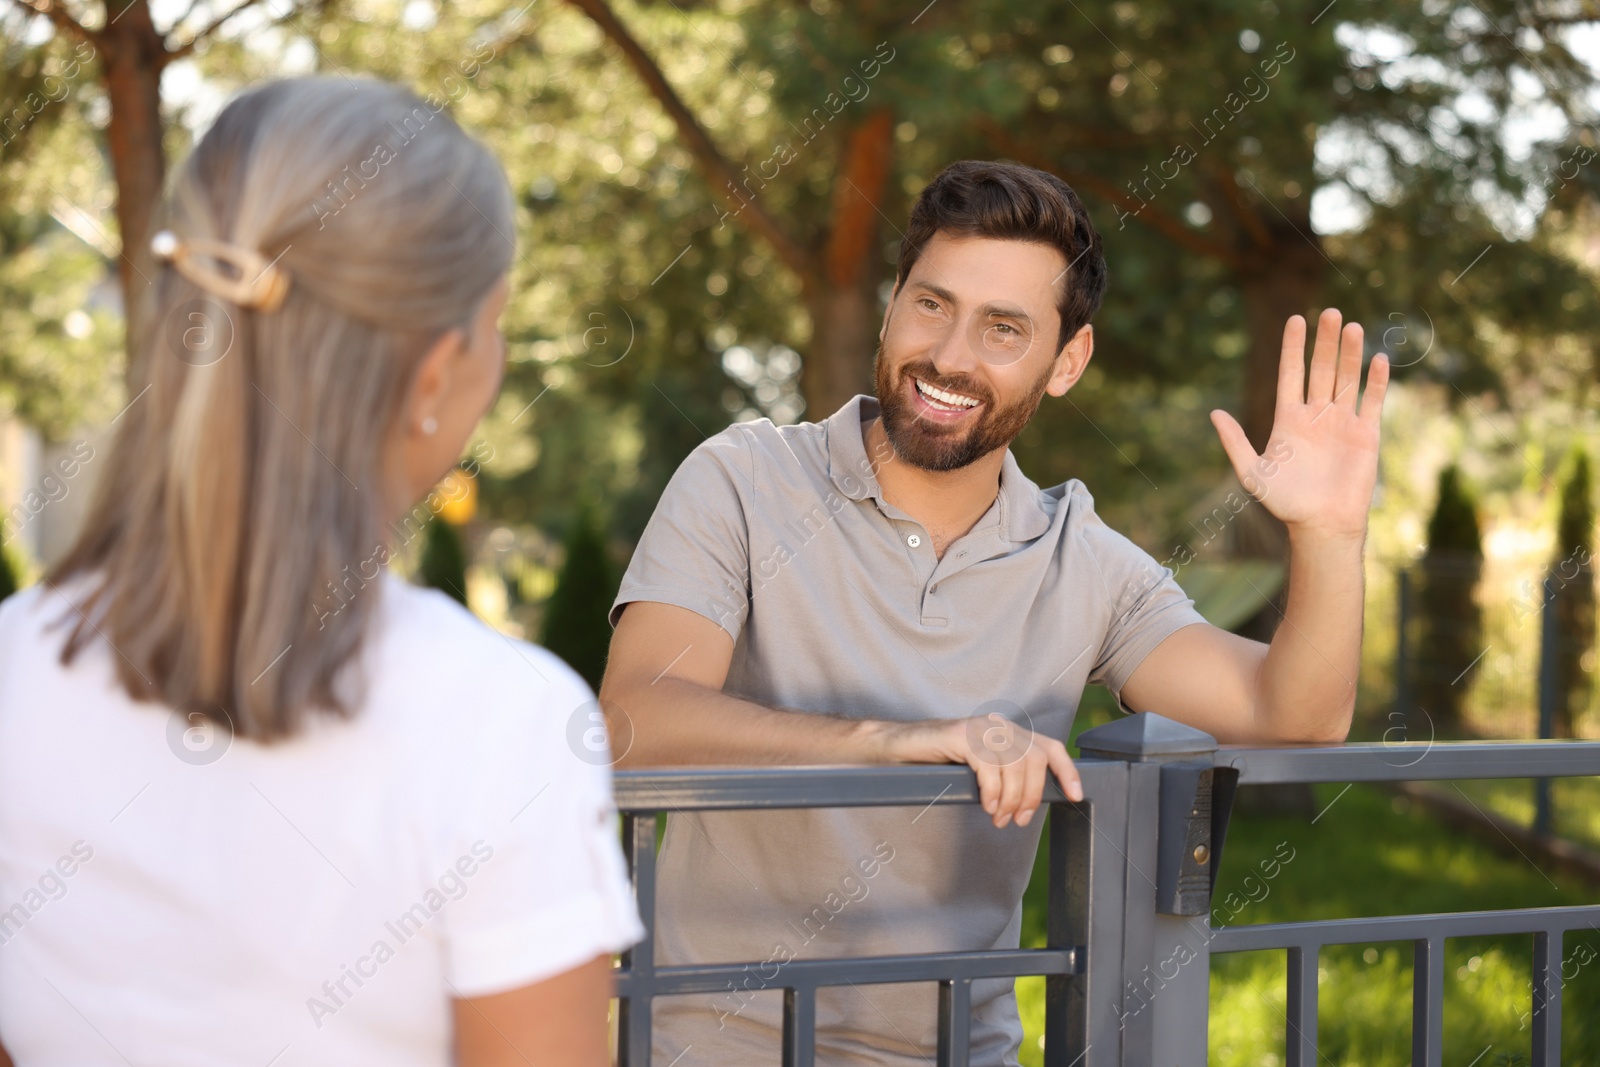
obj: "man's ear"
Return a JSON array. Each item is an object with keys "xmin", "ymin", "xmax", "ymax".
[
  {"xmin": 1045, "ymin": 324, "xmax": 1094, "ymax": 397},
  {"xmin": 403, "ymin": 326, "xmax": 466, "ymax": 437}
]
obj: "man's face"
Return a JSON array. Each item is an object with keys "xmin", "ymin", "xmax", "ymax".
[{"xmin": 875, "ymin": 233, "xmax": 1083, "ymax": 473}]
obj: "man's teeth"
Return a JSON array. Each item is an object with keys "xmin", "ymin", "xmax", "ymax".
[{"xmin": 914, "ymin": 379, "xmax": 980, "ymax": 409}]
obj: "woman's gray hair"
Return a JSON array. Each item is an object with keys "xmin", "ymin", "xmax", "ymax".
[{"xmin": 50, "ymin": 75, "xmax": 515, "ymax": 741}]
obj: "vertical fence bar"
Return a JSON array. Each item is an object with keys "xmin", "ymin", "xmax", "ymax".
[
  {"xmin": 936, "ymin": 977, "xmax": 972, "ymax": 1067},
  {"xmin": 781, "ymin": 986, "xmax": 816, "ymax": 1067},
  {"xmin": 1536, "ymin": 574, "xmax": 1558, "ymax": 836},
  {"xmin": 1396, "ymin": 566, "xmax": 1413, "ymax": 725},
  {"xmin": 1284, "ymin": 945, "xmax": 1319, "ymax": 1067},
  {"xmin": 1411, "ymin": 936, "xmax": 1445, "ymax": 1067},
  {"xmin": 1531, "ymin": 929, "xmax": 1563, "ymax": 1066},
  {"xmin": 1044, "ymin": 800, "xmax": 1087, "ymax": 1064},
  {"xmin": 618, "ymin": 812, "xmax": 657, "ymax": 1067},
  {"xmin": 1066, "ymin": 763, "xmax": 1130, "ymax": 1067}
]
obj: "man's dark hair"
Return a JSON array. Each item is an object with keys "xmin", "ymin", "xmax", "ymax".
[{"xmin": 895, "ymin": 160, "xmax": 1108, "ymax": 355}]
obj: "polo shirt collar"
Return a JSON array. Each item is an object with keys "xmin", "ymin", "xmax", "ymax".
[{"xmin": 825, "ymin": 394, "xmax": 1052, "ymax": 544}]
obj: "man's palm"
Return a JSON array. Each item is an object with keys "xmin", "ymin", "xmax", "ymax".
[{"xmin": 1209, "ymin": 308, "xmax": 1390, "ymax": 539}]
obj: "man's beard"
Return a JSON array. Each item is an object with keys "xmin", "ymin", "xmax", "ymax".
[{"xmin": 874, "ymin": 352, "xmax": 1053, "ymax": 472}]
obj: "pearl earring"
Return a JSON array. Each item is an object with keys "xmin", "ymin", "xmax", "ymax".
[{"xmin": 420, "ymin": 416, "xmax": 438, "ymax": 435}]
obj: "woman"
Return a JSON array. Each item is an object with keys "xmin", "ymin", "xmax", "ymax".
[{"xmin": 0, "ymin": 76, "xmax": 642, "ymax": 1065}]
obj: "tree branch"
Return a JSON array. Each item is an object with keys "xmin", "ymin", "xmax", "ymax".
[
  {"xmin": 978, "ymin": 119, "xmax": 1244, "ymax": 269},
  {"xmin": 564, "ymin": 0, "xmax": 812, "ymax": 277},
  {"xmin": 163, "ymin": 0, "xmax": 273, "ymax": 62},
  {"xmin": 5, "ymin": 0, "xmax": 97, "ymax": 46}
]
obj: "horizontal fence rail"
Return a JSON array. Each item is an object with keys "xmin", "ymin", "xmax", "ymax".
[{"xmin": 610, "ymin": 719, "xmax": 1600, "ymax": 1067}]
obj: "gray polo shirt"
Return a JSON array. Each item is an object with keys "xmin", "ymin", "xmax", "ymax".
[{"xmin": 611, "ymin": 395, "xmax": 1208, "ymax": 1067}]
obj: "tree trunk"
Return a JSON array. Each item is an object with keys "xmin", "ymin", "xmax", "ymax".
[
  {"xmin": 799, "ymin": 109, "xmax": 893, "ymax": 420},
  {"xmin": 100, "ymin": 0, "xmax": 167, "ymax": 348},
  {"xmin": 1234, "ymin": 236, "xmax": 1325, "ymax": 566}
]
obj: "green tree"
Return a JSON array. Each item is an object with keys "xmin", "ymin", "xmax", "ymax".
[
  {"xmin": 1414, "ymin": 463, "xmax": 1484, "ymax": 729},
  {"xmin": 540, "ymin": 506, "xmax": 618, "ymax": 691},
  {"xmin": 417, "ymin": 517, "xmax": 469, "ymax": 607},
  {"xmin": 1553, "ymin": 446, "xmax": 1595, "ymax": 737},
  {"xmin": 0, "ymin": 542, "xmax": 19, "ymax": 603}
]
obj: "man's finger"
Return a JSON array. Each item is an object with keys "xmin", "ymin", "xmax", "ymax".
[
  {"xmin": 1209, "ymin": 410, "xmax": 1260, "ymax": 490},
  {"xmin": 994, "ymin": 754, "xmax": 1027, "ymax": 828},
  {"xmin": 1360, "ymin": 352, "xmax": 1391, "ymax": 423},
  {"xmin": 1276, "ymin": 313, "xmax": 1307, "ymax": 411},
  {"xmin": 971, "ymin": 757, "xmax": 1002, "ymax": 817},
  {"xmin": 1306, "ymin": 307, "xmax": 1342, "ymax": 405},
  {"xmin": 1015, "ymin": 749, "xmax": 1049, "ymax": 828},
  {"xmin": 1333, "ymin": 322, "xmax": 1363, "ymax": 409},
  {"xmin": 1048, "ymin": 745, "xmax": 1084, "ymax": 803}
]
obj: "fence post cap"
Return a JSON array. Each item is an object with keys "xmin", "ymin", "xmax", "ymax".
[{"xmin": 1077, "ymin": 712, "xmax": 1218, "ymax": 762}]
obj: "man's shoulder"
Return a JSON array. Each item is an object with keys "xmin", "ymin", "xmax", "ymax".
[{"xmin": 676, "ymin": 416, "xmax": 831, "ymax": 489}]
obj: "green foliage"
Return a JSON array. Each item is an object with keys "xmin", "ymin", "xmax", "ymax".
[
  {"xmin": 0, "ymin": 15, "xmax": 120, "ymax": 438},
  {"xmin": 0, "ymin": 541, "xmax": 18, "ymax": 604},
  {"xmin": 1415, "ymin": 464, "xmax": 1484, "ymax": 726},
  {"xmin": 417, "ymin": 517, "xmax": 468, "ymax": 607},
  {"xmin": 1554, "ymin": 446, "xmax": 1595, "ymax": 736},
  {"xmin": 540, "ymin": 506, "xmax": 619, "ymax": 692}
]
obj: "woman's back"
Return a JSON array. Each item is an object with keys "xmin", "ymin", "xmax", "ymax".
[{"xmin": 0, "ymin": 573, "xmax": 640, "ymax": 1065}]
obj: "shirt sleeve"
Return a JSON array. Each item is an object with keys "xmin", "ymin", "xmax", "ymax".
[
  {"xmin": 1080, "ymin": 506, "xmax": 1209, "ymax": 715},
  {"xmin": 438, "ymin": 651, "xmax": 645, "ymax": 998},
  {"xmin": 610, "ymin": 428, "xmax": 754, "ymax": 642}
]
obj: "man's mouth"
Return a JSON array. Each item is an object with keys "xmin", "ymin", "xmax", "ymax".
[{"xmin": 912, "ymin": 377, "xmax": 983, "ymax": 414}]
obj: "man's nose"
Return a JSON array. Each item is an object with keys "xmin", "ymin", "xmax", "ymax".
[{"xmin": 927, "ymin": 314, "xmax": 982, "ymax": 378}]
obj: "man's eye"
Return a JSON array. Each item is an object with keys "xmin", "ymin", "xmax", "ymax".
[
  {"xmin": 919, "ymin": 299, "xmax": 940, "ymax": 311},
  {"xmin": 994, "ymin": 323, "xmax": 1015, "ymax": 334}
]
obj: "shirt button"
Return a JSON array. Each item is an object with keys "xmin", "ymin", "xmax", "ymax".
[{"xmin": 907, "ymin": 534, "xmax": 923, "ymax": 548}]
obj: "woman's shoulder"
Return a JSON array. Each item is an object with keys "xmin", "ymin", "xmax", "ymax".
[{"xmin": 368, "ymin": 573, "xmax": 596, "ymax": 749}]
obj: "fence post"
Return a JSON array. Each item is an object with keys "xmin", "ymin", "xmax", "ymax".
[
  {"xmin": 1536, "ymin": 573, "xmax": 1558, "ymax": 835},
  {"xmin": 1078, "ymin": 713, "xmax": 1229, "ymax": 1066}
]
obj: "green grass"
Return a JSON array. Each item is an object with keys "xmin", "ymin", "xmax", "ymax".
[
  {"xmin": 1449, "ymin": 775, "xmax": 1600, "ymax": 855},
  {"xmin": 1014, "ymin": 755, "xmax": 1600, "ymax": 1065}
]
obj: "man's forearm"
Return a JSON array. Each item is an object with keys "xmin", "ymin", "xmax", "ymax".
[
  {"xmin": 602, "ymin": 676, "xmax": 890, "ymax": 767},
  {"xmin": 1254, "ymin": 527, "xmax": 1366, "ymax": 742}
]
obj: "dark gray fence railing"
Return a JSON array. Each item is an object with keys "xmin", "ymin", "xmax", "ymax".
[{"xmin": 611, "ymin": 715, "xmax": 1600, "ymax": 1067}]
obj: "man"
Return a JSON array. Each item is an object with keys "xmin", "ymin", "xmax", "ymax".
[{"xmin": 601, "ymin": 160, "xmax": 1388, "ymax": 1065}]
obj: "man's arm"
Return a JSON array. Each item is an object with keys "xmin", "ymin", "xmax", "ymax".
[
  {"xmin": 1118, "ymin": 308, "xmax": 1387, "ymax": 745},
  {"xmin": 600, "ymin": 601, "xmax": 1083, "ymax": 827},
  {"xmin": 1118, "ymin": 528, "xmax": 1365, "ymax": 744}
]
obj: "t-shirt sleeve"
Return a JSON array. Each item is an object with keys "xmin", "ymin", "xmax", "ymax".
[
  {"xmin": 439, "ymin": 652, "xmax": 645, "ymax": 998},
  {"xmin": 610, "ymin": 428, "xmax": 753, "ymax": 642},
  {"xmin": 1080, "ymin": 507, "xmax": 1209, "ymax": 715}
]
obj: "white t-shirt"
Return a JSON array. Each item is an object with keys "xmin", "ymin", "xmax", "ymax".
[{"xmin": 0, "ymin": 572, "xmax": 644, "ymax": 1066}]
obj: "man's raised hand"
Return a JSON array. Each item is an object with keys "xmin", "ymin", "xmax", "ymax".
[{"xmin": 1208, "ymin": 307, "xmax": 1390, "ymax": 542}]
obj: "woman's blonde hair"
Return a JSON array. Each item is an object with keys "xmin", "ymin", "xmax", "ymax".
[{"xmin": 49, "ymin": 75, "xmax": 515, "ymax": 741}]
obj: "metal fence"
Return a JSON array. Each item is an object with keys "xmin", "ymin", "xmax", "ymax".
[{"xmin": 611, "ymin": 715, "xmax": 1600, "ymax": 1066}]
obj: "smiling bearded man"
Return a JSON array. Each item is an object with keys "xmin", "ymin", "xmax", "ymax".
[{"xmin": 599, "ymin": 159, "xmax": 1390, "ymax": 1066}]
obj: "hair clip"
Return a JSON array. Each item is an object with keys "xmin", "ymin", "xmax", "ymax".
[{"xmin": 150, "ymin": 229, "xmax": 291, "ymax": 312}]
